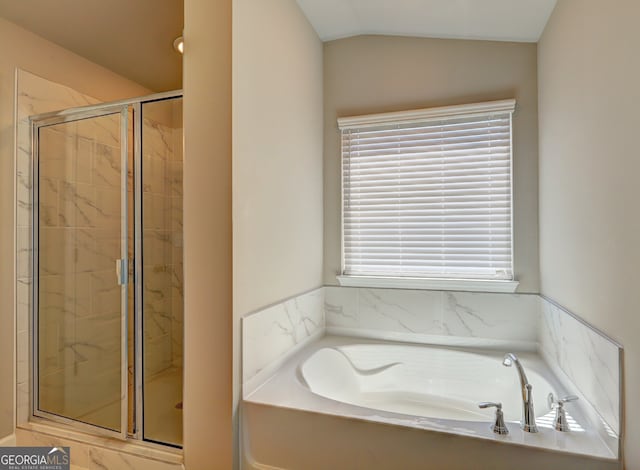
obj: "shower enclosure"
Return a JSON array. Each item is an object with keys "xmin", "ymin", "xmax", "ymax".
[{"xmin": 31, "ymin": 91, "xmax": 183, "ymax": 447}]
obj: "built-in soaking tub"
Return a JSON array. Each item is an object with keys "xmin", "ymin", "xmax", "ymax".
[
  {"xmin": 242, "ymin": 336, "xmax": 619, "ymax": 470},
  {"xmin": 300, "ymin": 344, "xmax": 554, "ymax": 423}
]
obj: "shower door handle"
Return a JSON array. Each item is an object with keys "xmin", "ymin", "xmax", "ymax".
[{"xmin": 116, "ymin": 258, "xmax": 129, "ymax": 285}]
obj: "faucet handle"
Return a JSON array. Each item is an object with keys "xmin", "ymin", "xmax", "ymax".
[
  {"xmin": 558, "ymin": 395, "xmax": 579, "ymax": 405},
  {"xmin": 547, "ymin": 393, "xmax": 579, "ymax": 432},
  {"xmin": 478, "ymin": 401, "xmax": 502, "ymax": 410},
  {"xmin": 478, "ymin": 402, "xmax": 509, "ymax": 435},
  {"xmin": 547, "ymin": 393, "xmax": 579, "ymax": 409}
]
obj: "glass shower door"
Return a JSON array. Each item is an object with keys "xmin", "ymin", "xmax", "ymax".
[
  {"xmin": 139, "ymin": 97, "xmax": 184, "ymax": 447},
  {"xmin": 35, "ymin": 107, "xmax": 131, "ymax": 437}
]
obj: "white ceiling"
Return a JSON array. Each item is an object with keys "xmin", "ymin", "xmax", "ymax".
[
  {"xmin": 0, "ymin": 0, "xmax": 183, "ymax": 91},
  {"xmin": 295, "ymin": 0, "xmax": 558, "ymax": 43}
]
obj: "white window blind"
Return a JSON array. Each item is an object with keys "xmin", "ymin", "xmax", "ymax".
[{"xmin": 340, "ymin": 99, "xmax": 515, "ymax": 281}]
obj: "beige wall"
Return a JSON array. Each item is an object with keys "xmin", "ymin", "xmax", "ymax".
[
  {"xmin": 183, "ymin": 0, "xmax": 233, "ymax": 467},
  {"xmin": 233, "ymin": 0, "xmax": 323, "ymax": 465},
  {"xmin": 0, "ymin": 17, "xmax": 149, "ymax": 440},
  {"xmin": 538, "ymin": 0, "xmax": 640, "ymax": 466},
  {"xmin": 233, "ymin": 0, "xmax": 323, "ymax": 317},
  {"xmin": 323, "ymin": 36, "xmax": 540, "ymax": 292}
]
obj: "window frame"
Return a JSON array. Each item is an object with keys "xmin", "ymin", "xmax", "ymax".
[{"xmin": 338, "ymin": 99, "xmax": 519, "ymax": 293}]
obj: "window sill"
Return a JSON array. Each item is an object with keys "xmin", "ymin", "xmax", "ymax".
[{"xmin": 336, "ymin": 275, "xmax": 519, "ymax": 293}]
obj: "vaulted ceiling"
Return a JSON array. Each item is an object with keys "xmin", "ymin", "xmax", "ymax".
[
  {"xmin": 295, "ymin": 0, "xmax": 557, "ymax": 43},
  {"xmin": 0, "ymin": 0, "xmax": 183, "ymax": 91}
]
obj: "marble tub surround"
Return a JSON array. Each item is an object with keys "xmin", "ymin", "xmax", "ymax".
[
  {"xmin": 242, "ymin": 288, "xmax": 324, "ymax": 393},
  {"xmin": 244, "ymin": 335, "xmax": 618, "ymax": 465},
  {"xmin": 539, "ymin": 297, "xmax": 621, "ymax": 439},
  {"xmin": 325, "ymin": 287, "xmax": 540, "ymax": 349},
  {"xmin": 242, "ymin": 286, "xmax": 622, "ymax": 462}
]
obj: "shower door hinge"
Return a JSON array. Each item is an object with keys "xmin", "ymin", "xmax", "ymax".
[{"xmin": 116, "ymin": 258, "xmax": 129, "ymax": 285}]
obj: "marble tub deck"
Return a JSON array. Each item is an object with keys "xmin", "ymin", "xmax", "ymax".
[{"xmin": 244, "ymin": 334, "xmax": 618, "ymax": 462}]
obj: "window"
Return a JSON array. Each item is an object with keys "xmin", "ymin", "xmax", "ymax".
[{"xmin": 339, "ymin": 99, "xmax": 517, "ymax": 291}]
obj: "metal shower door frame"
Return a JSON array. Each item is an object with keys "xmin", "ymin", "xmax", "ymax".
[{"xmin": 30, "ymin": 90, "xmax": 183, "ymax": 443}]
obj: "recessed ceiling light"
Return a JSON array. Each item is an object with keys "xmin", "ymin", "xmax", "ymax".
[{"xmin": 173, "ymin": 36, "xmax": 184, "ymax": 54}]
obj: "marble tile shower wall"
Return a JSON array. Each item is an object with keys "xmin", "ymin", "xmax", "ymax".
[
  {"xmin": 142, "ymin": 115, "xmax": 183, "ymax": 377},
  {"xmin": 37, "ymin": 116, "xmax": 129, "ymax": 425},
  {"xmin": 15, "ymin": 71, "xmax": 184, "ymax": 426},
  {"xmin": 170, "ymin": 123, "xmax": 183, "ymax": 371},
  {"xmin": 16, "ymin": 70, "xmax": 101, "ymax": 424}
]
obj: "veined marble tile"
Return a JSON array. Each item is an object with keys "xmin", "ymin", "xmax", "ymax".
[
  {"xmin": 325, "ymin": 287, "xmax": 539, "ymax": 344},
  {"xmin": 15, "ymin": 429, "xmax": 91, "ymax": 468},
  {"xmin": 58, "ymin": 181, "xmax": 97, "ymax": 227},
  {"xmin": 16, "ymin": 382, "xmax": 29, "ymax": 425},
  {"xmin": 16, "ymin": 70, "xmax": 103, "ymax": 430},
  {"xmin": 170, "ymin": 197, "xmax": 183, "ymax": 233},
  {"xmin": 167, "ymin": 160, "xmax": 183, "ymax": 197},
  {"xmin": 357, "ymin": 288, "xmax": 444, "ymax": 335},
  {"xmin": 539, "ymin": 298, "xmax": 620, "ymax": 434},
  {"xmin": 39, "ymin": 177, "xmax": 60, "ymax": 227},
  {"xmin": 170, "ymin": 264, "xmax": 184, "ymax": 369},
  {"xmin": 93, "ymin": 187, "xmax": 122, "ymax": 229},
  {"xmin": 88, "ymin": 447, "xmax": 181, "ymax": 470},
  {"xmin": 144, "ymin": 334, "xmax": 173, "ymax": 377},
  {"xmin": 92, "ymin": 143, "xmax": 121, "ymax": 189},
  {"xmin": 144, "ymin": 265, "xmax": 172, "ymax": 320},
  {"xmin": 145, "ymin": 306, "xmax": 172, "ymax": 342},
  {"xmin": 442, "ymin": 292, "xmax": 539, "ymax": 342},
  {"xmin": 39, "ymin": 127, "xmax": 93, "ymax": 185},
  {"xmin": 73, "ymin": 312, "xmax": 121, "ymax": 352},
  {"xmin": 17, "ymin": 330, "xmax": 28, "ymax": 384},
  {"xmin": 243, "ymin": 288, "xmax": 324, "ymax": 383},
  {"xmin": 85, "ymin": 113, "xmax": 121, "ymax": 150},
  {"xmin": 39, "ymin": 273, "xmax": 92, "ymax": 321},
  {"xmin": 324, "ymin": 286, "xmax": 358, "ymax": 327},
  {"xmin": 39, "ymin": 227, "xmax": 103, "ymax": 275},
  {"xmin": 142, "ymin": 118, "xmax": 173, "ymax": 159},
  {"xmin": 143, "ymin": 230, "xmax": 173, "ymax": 266},
  {"xmin": 142, "ymin": 152, "xmax": 167, "ymax": 195},
  {"xmin": 16, "ymin": 120, "xmax": 33, "ymax": 196},
  {"xmin": 289, "ymin": 288, "xmax": 324, "ymax": 341},
  {"xmin": 16, "ymin": 278, "xmax": 30, "ymax": 333},
  {"xmin": 16, "ymin": 227, "xmax": 31, "ymax": 280},
  {"xmin": 143, "ymin": 193, "xmax": 168, "ymax": 231},
  {"xmin": 17, "ymin": 70, "xmax": 97, "ymax": 116},
  {"xmin": 171, "ymin": 127, "xmax": 183, "ymax": 162},
  {"xmin": 90, "ymin": 270, "xmax": 120, "ymax": 318}
]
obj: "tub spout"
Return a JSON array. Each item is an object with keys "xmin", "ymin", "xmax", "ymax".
[{"xmin": 502, "ymin": 353, "xmax": 538, "ymax": 433}]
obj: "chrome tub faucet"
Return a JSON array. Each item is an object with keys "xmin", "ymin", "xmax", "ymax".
[{"xmin": 503, "ymin": 353, "xmax": 538, "ymax": 433}]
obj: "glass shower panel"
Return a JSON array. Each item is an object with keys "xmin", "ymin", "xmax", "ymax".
[
  {"xmin": 141, "ymin": 97, "xmax": 183, "ymax": 446},
  {"xmin": 37, "ymin": 112, "xmax": 127, "ymax": 433}
]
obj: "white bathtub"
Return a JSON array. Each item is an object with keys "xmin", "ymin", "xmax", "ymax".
[
  {"xmin": 243, "ymin": 335, "xmax": 618, "ymax": 468},
  {"xmin": 300, "ymin": 344, "xmax": 554, "ymax": 423}
]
